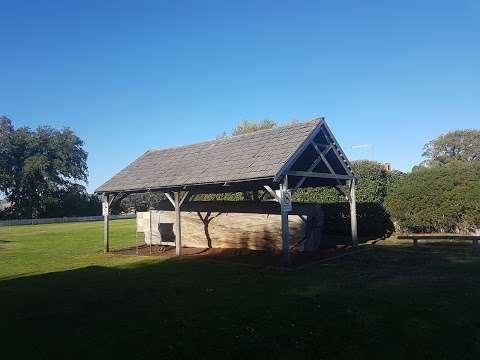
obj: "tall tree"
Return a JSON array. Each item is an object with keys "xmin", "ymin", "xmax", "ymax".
[
  {"xmin": 0, "ymin": 116, "xmax": 88, "ymax": 218},
  {"xmin": 0, "ymin": 116, "xmax": 14, "ymax": 190},
  {"xmin": 232, "ymin": 119, "xmax": 277, "ymax": 136},
  {"xmin": 422, "ymin": 129, "xmax": 480, "ymax": 166}
]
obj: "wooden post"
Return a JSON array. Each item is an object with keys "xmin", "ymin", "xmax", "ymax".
[
  {"xmin": 349, "ymin": 180, "xmax": 358, "ymax": 248},
  {"xmin": 280, "ymin": 177, "xmax": 291, "ymax": 264},
  {"xmin": 174, "ymin": 192, "xmax": 182, "ymax": 256},
  {"xmin": 149, "ymin": 207, "xmax": 152, "ymax": 255},
  {"xmin": 102, "ymin": 194, "xmax": 109, "ymax": 253}
]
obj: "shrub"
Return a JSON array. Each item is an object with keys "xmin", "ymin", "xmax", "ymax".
[
  {"xmin": 385, "ymin": 161, "xmax": 480, "ymax": 233},
  {"xmin": 295, "ymin": 160, "xmax": 403, "ymax": 238}
]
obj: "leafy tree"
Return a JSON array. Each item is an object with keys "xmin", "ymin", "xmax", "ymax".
[
  {"xmin": 422, "ymin": 129, "xmax": 480, "ymax": 166},
  {"xmin": 232, "ymin": 119, "xmax": 277, "ymax": 136},
  {"xmin": 41, "ymin": 184, "xmax": 101, "ymax": 218},
  {"xmin": 0, "ymin": 116, "xmax": 88, "ymax": 218},
  {"xmin": 385, "ymin": 161, "xmax": 480, "ymax": 233}
]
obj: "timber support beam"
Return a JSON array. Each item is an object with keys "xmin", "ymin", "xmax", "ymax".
[
  {"xmin": 102, "ymin": 194, "xmax": 110, "ymax": 253},
  {"xmin": 279, "ymin": 177, "xmax": 291, "ymax": 264},
  {"xmin": 349, "ymin": 180, "xmax": 358, "ymax": 247},
  {"xmin": 166, "ymin": 191, "xmax": 189, "ymax": 256}
]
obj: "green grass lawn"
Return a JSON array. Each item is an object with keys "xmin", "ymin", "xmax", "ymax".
[{"xmin": 1, "ymin": 220, "xmax": 480, "ymax": 359}]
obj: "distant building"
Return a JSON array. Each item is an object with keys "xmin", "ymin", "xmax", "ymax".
[
  {"xmin": 383, "ymin": 163, "xmax": 393, "ymax": 172},
  {"xmin": 0, "ymin": 199, "xmax": 11, "ymax": 211}
]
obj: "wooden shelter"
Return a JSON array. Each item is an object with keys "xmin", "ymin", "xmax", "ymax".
[{"xmin": 95, "ymin": 118, "xmax": 357, "ymax": 262}]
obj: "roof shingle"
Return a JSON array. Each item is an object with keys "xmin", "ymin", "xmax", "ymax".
[{"xmin": 95, "ymin": 120, "xmax": 321, "ymax": 193}]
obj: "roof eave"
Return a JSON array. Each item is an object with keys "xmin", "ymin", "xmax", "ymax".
[{"xmin": 94, "ymin": 175, "xmax": 277, "ymax": 195}]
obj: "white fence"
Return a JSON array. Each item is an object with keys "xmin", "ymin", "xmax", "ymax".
[{"xmin": 0, "ymin": 214, "xmax": 136, "ymax": 227}]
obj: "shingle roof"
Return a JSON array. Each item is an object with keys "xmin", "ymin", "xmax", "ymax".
[{"xmin": 95, "ymin": 120, "xmax": 321, "ymax": 193}]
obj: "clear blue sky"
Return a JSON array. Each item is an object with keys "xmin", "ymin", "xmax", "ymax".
[{"xmin": 1, "ymin": 0, "xmax": 479, "ymax": 192}]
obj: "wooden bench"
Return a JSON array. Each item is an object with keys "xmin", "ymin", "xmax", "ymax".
[{"xmin": 397, "ymin": 235, "xmax": 480, "ymax": 249}]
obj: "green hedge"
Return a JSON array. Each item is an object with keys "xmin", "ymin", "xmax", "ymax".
[
  {"xmin": 385, "ymin": 161, "xmax": 480, "ymax": 233},
  {"xmin": 188, "ymin": 161, "xmax": 402, "ymax": 238},
  {"xmin": 295, "ymin": 161, "xmax": 403, "ymax": 238}
]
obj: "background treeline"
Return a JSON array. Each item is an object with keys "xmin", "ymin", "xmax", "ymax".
[
  {"xmin": 1, "ymin": 116, "xmax": 479, "ymax": 236},
  {"xmin": 0, "ymin": 116, "xmax": 100, "ymax": 219}
]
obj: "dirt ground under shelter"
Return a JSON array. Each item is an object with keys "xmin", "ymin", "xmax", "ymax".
[{"xmin": 111, "ymin": 243, "xmax": 356, "ymax": 268}]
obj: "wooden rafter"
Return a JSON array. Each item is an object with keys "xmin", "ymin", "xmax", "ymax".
[
  {"xmin": 321, "ymin": 122, "xmax": 356, "ymax": 177},
  {"xmin": 287, "ymin": 171, "xmax": 353, "ymax": 180},
  {"xmin": 312, "ymin": 142, "xmax": 350, "ymax": 199},
  {"xmin": 263, "ymin": 185, "xmax": 281, "ymax": 202},
  {"xmin": 293, "ymin": 142, "xmax": 334, "ymax": 191}
]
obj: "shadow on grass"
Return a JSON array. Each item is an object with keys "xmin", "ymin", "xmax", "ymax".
[{"xmin": 2, "ymin": 246, "xmax": 480, "ymax": 359}]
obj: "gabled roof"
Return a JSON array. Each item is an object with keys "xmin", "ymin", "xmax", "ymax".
[{"xmin": 95, "ymin": 118, "xmax": 355, "ymax": 194}]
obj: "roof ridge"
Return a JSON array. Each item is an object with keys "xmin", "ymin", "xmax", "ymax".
[{"xmin": 147, "ymin": 118, "xmax": 322, "ymax": 154}]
